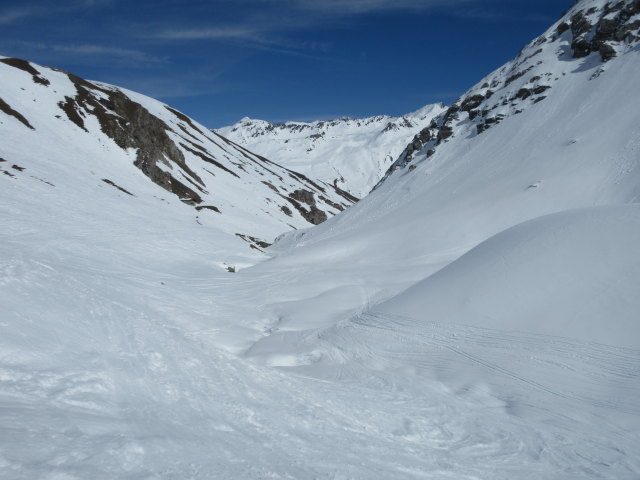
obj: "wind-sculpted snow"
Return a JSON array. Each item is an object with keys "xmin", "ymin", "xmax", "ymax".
[
  {"xmin": 216, "ymin": 103, "xmax": 445, "ymax": 197},
  {"xmin": 378, "ymin": 206, "xmax": 640, "ymax": 348},
  {"xmin": 2, "ymin": 0, "xmax": 640, "ymax": 478}
]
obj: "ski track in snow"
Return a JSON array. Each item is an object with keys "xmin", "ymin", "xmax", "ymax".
[
  {"xmin": 3, "ymin": 1, "xmax": 640, "ymax": 477},
  {"xmin": 3, "ymin": 246, "xmax": 639, "ymax": 479}
]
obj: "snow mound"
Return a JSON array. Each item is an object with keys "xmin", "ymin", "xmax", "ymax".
[{"xmin": 378, "ymin": 205, "xmax": 640, "ymax": 348}]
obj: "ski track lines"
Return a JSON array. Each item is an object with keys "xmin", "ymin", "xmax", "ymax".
[
  {"xmin": 313, "ymin": 311, "xmax": 640, "ymax": 475},
  {"xmin": 349, "ymin": 312, "xmax": 640, "ymax": 415}
]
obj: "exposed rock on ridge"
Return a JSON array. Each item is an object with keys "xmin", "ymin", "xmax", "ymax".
[
  {"xmin": 376, "ymin": 0, "xmax": 640, "ymax": 189},
  {"xmin": 0, "ymin": 56, "xmax": 357, "ymax": 248}
]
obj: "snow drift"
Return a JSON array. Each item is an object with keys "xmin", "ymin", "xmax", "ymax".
[
  {"xmin": 1, "ymin": 0, "xmax": 640, "ymax": 478},
  {"xmin": 378, "ymin": 205, "xmax": 640, "ymax": 348}
]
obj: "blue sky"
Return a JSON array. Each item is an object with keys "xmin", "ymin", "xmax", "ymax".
[{"xmin": 0, "ymin": 0, "xmax": 568, "ymax": 127}]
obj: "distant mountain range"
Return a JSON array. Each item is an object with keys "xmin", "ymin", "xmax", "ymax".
[
  {"xmin": 1, "ymin": 0, "xmax": 640, "ymax": 477},
  {"xmin": 216, "ymin": 103, "xmax": 445, "ymax": 198}
]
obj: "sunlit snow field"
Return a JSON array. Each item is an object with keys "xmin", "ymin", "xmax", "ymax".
[{"xmin": 2, "ymin": 1, "xmax": 640, "ymax": 477}]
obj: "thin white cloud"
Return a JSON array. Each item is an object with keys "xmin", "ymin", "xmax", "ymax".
[
  {"xmin": 79, "ymin": 0, "xmax": 113, "ymax": 6},
  {"xmin": 0, "ymin": 1, "xmax": 112, "ymax": 25},
  {"xmin": 288, "ymin": 0, "xmax": 472, "ymax": 14},
  {"xmin": 16, "ymin": 41, "xmax": 168, "ymax": 65},
  {"xmin": 0, "ymin": 7, "xmax": 37, "ymax": 24},
  {"xmin": 149, "ymin": 24, "xmax": 335, "ymax": 59},
  {"xmin": 154, "ymin": 26, "xmax": 258, "ymax": 40},
  {"xmin": 147, "ymin": 0, "xmax": 476, "ymax": 49}
]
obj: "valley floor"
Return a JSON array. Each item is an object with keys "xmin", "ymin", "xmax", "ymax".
[{"xmin": 1, "ymin": 204, "xmax": 639, "ymax": 479}]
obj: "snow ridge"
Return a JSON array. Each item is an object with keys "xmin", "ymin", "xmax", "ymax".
[
  {"xmin": 377, "ymin": 0, "xmax": 640, "ymax": 187},
  {"xmin": 216, "ymin": 103, "xmax": 446, "ymax": 197},
  {"xmin": 0, "ymin": 58, "xmax": 357, "ymax": 253}
]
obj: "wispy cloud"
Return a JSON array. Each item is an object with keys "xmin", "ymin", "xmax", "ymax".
[
  {"xmin": 149, "ymin": 23, "xmax": 335, "ymax": 60},
  {"xmin": 154, "ymin": 26, "xmax": 257, "ymax": 41},
  {"xmin": 0, "ymin": 0, "xmax": 113, "ymax": 25},
  {"xmin": 14, "ymin": 41, "xmax": 168, "ymax": 66},
  {"xmin": 50, "ymin": 44, "xmax": 167, "ymax": 64},
  {"xmin": 289, "ymin": 0, "xmax": 471, "ymax": 14},
  {"xmin": 144, "ymin": 0, "xmax": 477, "ymax": 58},
  {"xmin": 0, "ymin": 6, "xmax": 37, "ymax": 24},
  {"xmin": 110, "ymin": 74, "xmax": 225, "ymax": 99},
  {"xmin": 79, "ymin": 0, "xmax": 114, "ymax": 6},
  {"xmin": 448, "ymin": 7, "xmax": 554, "ymax": 23},
  {"xmin": 150, "ymin": 22, "xmax": 271, "ymax": 46}
]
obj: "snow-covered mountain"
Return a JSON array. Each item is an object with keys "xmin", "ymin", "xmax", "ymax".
[
  {"xmin": 269, "ymin": 0, "xmax": 640, "ymax": 325},
  {"xmin": 216, "ymin": 103, "xmax": 445, "ymax": 198},
  {"xmin": 0, "ymin": 57, "xmax": 356, "ymax": 260},
  {"xmin": 2, "ymin": 0, "xmax": 640, "ymax": 478},
  {"xmin": 239, "ymin": 1, "xmax": 640, "ymax": 474},
  {"xmin": 378, "ymin": 0, "xmax": 640, "ymax": 186}
]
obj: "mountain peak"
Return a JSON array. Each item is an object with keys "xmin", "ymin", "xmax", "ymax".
[
  {"xmin": 375, "ymin": 0, "xmax": 640, "ymax": 189},
  {"xmin": 216, "ymin": 104, "xmax": 446, "ymax": 197},
  {"xmin": 0, "ymin": 57, "xmax": 357, "ymax": 257}
]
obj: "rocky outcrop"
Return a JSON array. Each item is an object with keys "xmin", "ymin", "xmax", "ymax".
[
  {"xmin": 0, "ymin": 57, "xmax": 50, "ymax": 86},
  {"xmin": 566, "ymin": 0, "xmax": 640, "ymax": 61},
  {"xmin": 376, "ymin": 0, "xmax": 640, "ymax": 191},
  {"xmin": 284, "ymin": 189, "xmax": 328, "ymax": 225},
  {"xmin": 0, "ymin": 97, "xmax": 34, "ymax": 130},
  {"xmin": 57, "ymin": 73, "xmax": 205, "ymax": 205},
  {"xmin": 235, "ymin": 233, "xmax": 272, "ymax": 251},
  {"xmin": 1, "ymin": 56, "xmax": 360, "ymax": 253}
]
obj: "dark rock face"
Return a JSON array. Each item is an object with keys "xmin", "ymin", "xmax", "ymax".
[
  {"xmin": 0, "ymin": 57, "xmax": 50, "ymax": 86},
  {"xmin": 377, "ymin": 0, "xmax": 640, "ymax": 194},
  {"xmin": 504, "ymin": 69, "xmax": 531, "ymax": 87},
  {"xmin": 57, "ymin": 73, "xmax": 204, "ymax": 205},
  {"xmin": 290, "ymin": 189, "xmax": 315, "ymax": 205},
  {"xmin": 437, "ymin": 126, "xmax": 453, "ymax": 143},
  {"xmin": 195, "ymin": 205, "xmax": 221, "ymax": 213},
  {"xmin": 571, "ymin": 12, "xmax": 592, "ymax": 37},
  {"xmin": 572, "ymin": 36, "xmax": 593, "ymax": 58},
  {"xmin": 568, "ymin": 1, "xmax": 640, "ymax": 61},
  {"xmin": 102, "ymin": 179, "xmax": 134, "ymax": 196},
  {"xmin": 235, "ymin": 233, "xmax": 272, "ymax": 251},
  {"xmin": 532, "ymin": 85, "xmax": 551, "ymax": 95},
  {"xmin": 460, "ymin": 95, "xmax": 485, "ymax": 112},
  {"xmin": 0, "ymin": 97, "xmax": 34, "ymax": 130},
  {"xmin": 556, "ymin": 22, "xmax": 570, "ymax": 36},
  {"xmin": 599, "ymin": 42, "xmax": 618, "ymax": 61},
  {"xmin": 285, "ymin": 189, "xmax": 328, "ymax": 225}
]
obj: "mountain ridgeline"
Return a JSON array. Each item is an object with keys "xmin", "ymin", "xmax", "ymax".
[
  {"xmin": 0, "ymin": 57, "xmax": 356, "ymax": 253},
  {"xmin": 216, "ymin": 104, "xmax": 446, "ymax": 198},
  {"xmin": 376, "ymin": 0, "xmax": 640, "ymax": 188},
  {"xmin": 1, "ymin": 0, "xmax": 640, "ymax": 477}
]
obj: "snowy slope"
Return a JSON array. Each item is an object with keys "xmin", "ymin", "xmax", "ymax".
[
  {"xmin": 379, "ymin": 0, "xmax": 640, "ymax": 186},
  {"xmin": 237, "ymin": 1, "xmax": 640, "ymax": 473},
  {"xmin": 216, "ymin": 103, "xmax": 445, "ymax": 198},
  {"xmin": 0, "ymin": 57, "xmax": 356, "ymax": 257},
  {"xmin": 2, "ymin": 0, "xmax": 640, "ymax": 478},
  {"xmin": 379, "ymin": 205, "xmax": 640, "ymax": 347}
]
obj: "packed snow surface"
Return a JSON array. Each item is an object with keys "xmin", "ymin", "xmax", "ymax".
[{"xmin": 2, "ymin": 0, "xmax": 640, "ymax": 478}]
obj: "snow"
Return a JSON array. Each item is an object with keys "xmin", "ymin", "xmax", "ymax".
[
  {"xmin": 216, "ymin": 103, "xmax": 446, "ymax": 198},
  {"xmin": 0, "ymin": 58, "xmax": 353, "ymax": 259},
  {"xmin": 379, "ymin": 205, "xmax": 640, "ymax": 347},
  {"xmin": 2, "ymin": 0, "xmax": 640, "ymax": 477}
]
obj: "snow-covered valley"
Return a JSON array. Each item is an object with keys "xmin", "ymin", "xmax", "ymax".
[{"xmin": 1, "ymin": 0, "xmax": 640, "ymax": 478}]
